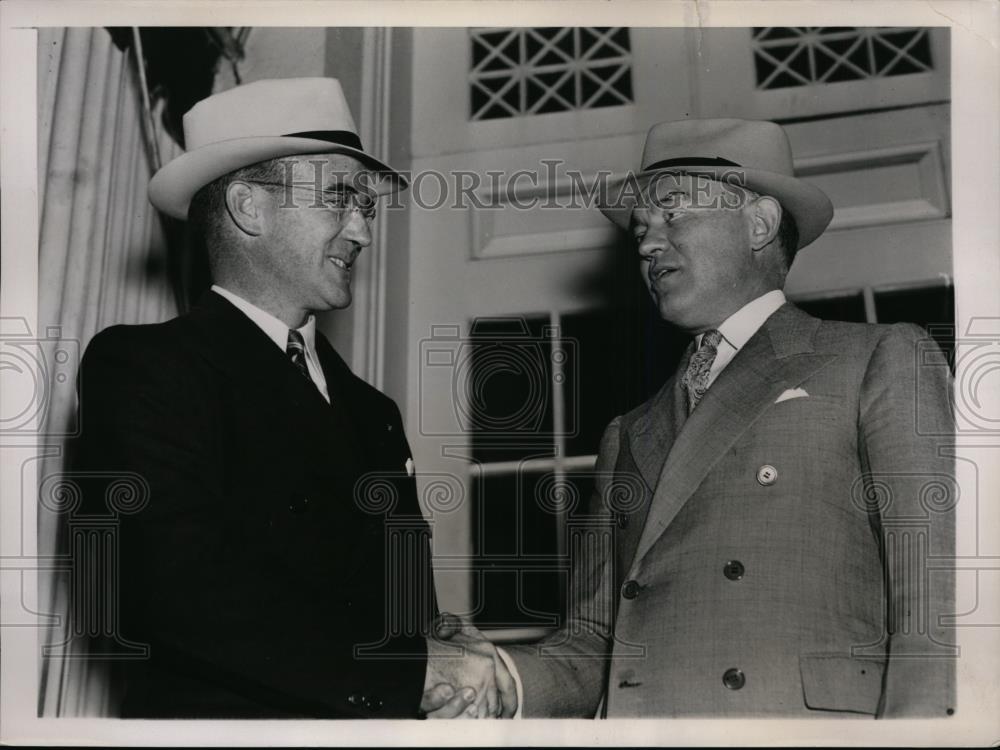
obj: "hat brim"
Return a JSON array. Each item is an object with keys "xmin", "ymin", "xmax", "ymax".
[
  {"xmin": 598, "ymin": 166, "xmax": 833, "ymax": 250},
  {"xmin": 148, "ymin": 136, "xmax": 409, "ymax": 220}
]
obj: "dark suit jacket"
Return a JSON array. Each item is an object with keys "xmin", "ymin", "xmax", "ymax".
[
  {"xmin": 73, "ymin": 291, "xmax": 434, "ymax": 718},
  {"xmin": 507, "ymin": 303, "xmax": 956, "ymax": 717}
]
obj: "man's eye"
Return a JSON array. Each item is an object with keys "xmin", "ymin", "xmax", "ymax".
[
  {"xmin": 354, "ymin": 192, "xmax": 376, "ymax": 210},
  {"xmin": 324, "ymin": 192, "xmax": 352, "ymax": 209}
]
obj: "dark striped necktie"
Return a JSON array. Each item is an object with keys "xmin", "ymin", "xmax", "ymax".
[
  {"xmin": 286, "ymin": 329, "xmax": 312, "ymax": 382},
  {"xmin": 681, "ymin": 329, "xmax": 723, "ymax": 414}
]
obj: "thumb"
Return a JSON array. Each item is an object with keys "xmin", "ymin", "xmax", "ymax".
[
  {"xmin": 420, "ymin": 682, "xmax": 455, "ymax": 712},
  {"xmin": 434, "ymin": 612, "xmax": 464, "ymax": 640}
]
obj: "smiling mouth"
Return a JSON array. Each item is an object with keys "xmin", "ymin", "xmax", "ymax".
[
  {"xmin": 650, "ymin": 266, "xmax": 679, "ymax": 283},
  {"xmin": 328, "ymin": 257, "xmax": 353, "ymax": 272}
]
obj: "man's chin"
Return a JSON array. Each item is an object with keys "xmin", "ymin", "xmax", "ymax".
[
  {"xmin": 323, "ymin": 285, "xmax": 353, "ymax": 311},
  {"xmin": 656, "ymin": 302, "xmax": 705, "ymax": 334},
  {"xmin": 655, "ymin": 298, "xmax": 684, "ymax": 327}
]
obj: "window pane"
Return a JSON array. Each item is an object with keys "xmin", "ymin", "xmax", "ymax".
[
  {"xmin": 467, "ymin": 317, "xmax": 556, "ymax": 463},
  {"xmin": 561, "ymin": 301, "xmax": 689, "ymax": 456},
  {"xmin": 469, "ymin": 28, "xmax": 633, "ymax": 121},
  {"xmin": 874, "ymin": 284, "xmax": 955, "ymax": 362},
  {"xmin": 752, "ymin": 27, "xmax": 934, "ymax": 91},
  {"xmin": 471, "ymin": 471, "xmax": 565, "ymax": 628}
]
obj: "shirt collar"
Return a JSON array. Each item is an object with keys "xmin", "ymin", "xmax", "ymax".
[
  {"xmin": 696, "ymin": 289, "xmax": 787, "ymax": 351},
  {"xmin": 211, "ymin": 285, "xmax": 318, "ymax": 354}
]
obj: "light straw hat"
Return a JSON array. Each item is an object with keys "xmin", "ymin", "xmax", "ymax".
[
  {"xmin": 148, "ymin": 77, "xmax": 407, "ymax": 220},
  {"xmin": 599, "ymin": 118, "xmax": 833, "ymax": 249}
]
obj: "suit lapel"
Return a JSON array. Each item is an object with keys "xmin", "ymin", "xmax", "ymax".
[
  {"xmin": 628, "ymin": 304, "xmax": 835, "ymax": 570},
  {"xmin": 314, "ymin": 334, "xmax": 385, "ymax": 463},
  {"xmin": 187, "ymin": 291, "xmax": 363, "ymax": 466},
  {"xmin": 625, "ymin": 343, "xmax": 693, "ymax": 493}
]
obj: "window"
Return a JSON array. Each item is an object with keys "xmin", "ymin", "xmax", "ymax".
[
  {"xmin": 752, "ymin": 27, "xmax": 935, "ymax": 90},
  {"xmin": 469, "ymin": 27, "xmax": 633, "ymax": 120},
  {"xmin": 465, "ymin": 305, "xmax": 687, "ymax": 631}
]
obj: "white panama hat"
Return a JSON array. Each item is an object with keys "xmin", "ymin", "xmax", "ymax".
[
  {"xmin": 599, "ymin": 118, "xmax": 833, "ymax": 250},
  {"xmin": 148, "ymin": 77, "xmax": 407, "ymax": 220}
]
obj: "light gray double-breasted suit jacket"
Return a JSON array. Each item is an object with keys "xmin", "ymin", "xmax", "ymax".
[{"xmin": 506, "ymin": 303, "xmax": 956, "ymax": 718}]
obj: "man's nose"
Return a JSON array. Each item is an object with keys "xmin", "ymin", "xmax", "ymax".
[
  {"xmin": 342, "ymin": 210, "xmax": 373, "ymax": 248},
  {"xmin": 637, "ymin": 230, "xmax": 667, "ymax": 259}
]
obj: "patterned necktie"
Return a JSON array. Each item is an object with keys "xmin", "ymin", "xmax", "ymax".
[
  {"xmin": 286, "ymin": 329, "xmax": 312, "ymax": 382},
  {"xmin": 681, "ymin": 329, "xmax": 723, "ymax": 414}
]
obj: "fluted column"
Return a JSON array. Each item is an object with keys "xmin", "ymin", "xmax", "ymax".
[{"xmin": 36, "ymin": 26, "xmax": 178, "ymax": 717}]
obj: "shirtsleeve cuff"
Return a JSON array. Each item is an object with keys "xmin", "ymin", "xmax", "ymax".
[{"xmin": 496, "ymin": 646, "xmax": 524, "ymax": 719}]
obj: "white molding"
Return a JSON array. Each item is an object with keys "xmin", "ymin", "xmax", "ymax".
[
  {"xmin": 469, "ymin": 137, "xmax": 950, "ymax": 261},
  {"xmin": 353, "ymin": 27, "xmax": 393, "ymax": 389},
  {"xmin": 796, "ymin": 140, "xmax": 950, "ymax": 231},
  {"xmin": 470, "ymin": 169, "xmax": 626, "ymax": 260},
  {"xmin": 472, "ymin": 216, "xmax": 620, "ymax": 260}
]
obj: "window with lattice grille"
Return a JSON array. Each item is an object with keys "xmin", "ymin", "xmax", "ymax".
[
  {"xmin": 752, "ymin": 27, "xmax": 934, "ymax": 90},
  {"xmin": 469, "ymin": 28, "xmax": 633, "ymax": 121}
]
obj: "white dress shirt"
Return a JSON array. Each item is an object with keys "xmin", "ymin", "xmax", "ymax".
[
  {"xmin": 211, "ymin": 285, "xmax": 330, "ymax": 403},
  {"xmin": 497, "ymin": 289, "xmax": 787, "ymax": 718},
  {"xmin": 695, "ymin": 289, "xmax": 787, "ymax": 389}
]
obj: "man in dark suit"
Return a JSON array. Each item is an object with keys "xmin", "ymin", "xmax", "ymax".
[
  {"xmin": 492, "ymin": 118, "xmax": 957, "ymax": 717},
  {"xmin": 73, "ymin": 77, "xmax": 508, "ymax": 718}
]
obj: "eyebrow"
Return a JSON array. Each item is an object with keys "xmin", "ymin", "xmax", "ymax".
[
  {"xmin": 656, "ymin": 189, "xmax": 689, "ymax": 204},
  {"xmin": 321, "ymin": 182, "xmax": 357, "ymax": 193}
]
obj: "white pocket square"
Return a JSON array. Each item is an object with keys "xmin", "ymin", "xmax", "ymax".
[
  {"xmin": 405, "ymin": 457, "xmax": 415, "ymax": 477},
  {"xmin": 775, "ymin": 387, "xmax": 809, "ymax": 403}
]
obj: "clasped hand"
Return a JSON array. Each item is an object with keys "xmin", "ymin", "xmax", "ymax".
[{"xmin": 420, "ymin": 613, "xmax": 517, "ymax": 718}]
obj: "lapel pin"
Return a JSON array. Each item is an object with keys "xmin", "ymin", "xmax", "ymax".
[{"xmin": 405, "ymin": 457, "xmax": 415, "ymax": 477}]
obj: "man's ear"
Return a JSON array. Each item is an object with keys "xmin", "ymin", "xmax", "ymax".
[
  {"xmin": 748, "ymin": 195, "xmax": 782, "ymax": 252},
  {"xmin": 224, "ymin": 181, "xmax": 265, "ymax": 237}
]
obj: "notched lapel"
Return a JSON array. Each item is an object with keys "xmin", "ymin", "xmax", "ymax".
[
  {"xmin": 629, "ymin": 305, "xmax": 835, "ymax": 569},
  {"xmin": 191, "ymin": 292, "xmax": 364, "ymax": 467},
  {"xmin": 624, "ymin": 345, "xmax": 692, "ymax": 492},
  {"xmin": 314, "ymin": 336, "xmax": 397, "ymax": 469}
]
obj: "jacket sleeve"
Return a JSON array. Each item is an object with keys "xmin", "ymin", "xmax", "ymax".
[
  {"xmin": 858, "ymin": 323, "xmax": 956, "ymax": 717},
  {"xmin": 73, "ymin": 327, "xmax": 426, "ymax": 717},
  {"xmin": 502, "ymin": 417, "xmax": 621, "ymax": 717}
]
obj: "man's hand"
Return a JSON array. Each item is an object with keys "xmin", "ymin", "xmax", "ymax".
[
  {"xmin": 421, "ymin": 614, "xmax": 518, "ymax": 719},
  {"xmin": 420, "ymin": 682, "xmax": 478, "ymax": 718}
]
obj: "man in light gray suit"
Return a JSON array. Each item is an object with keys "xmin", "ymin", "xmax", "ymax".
[{"xmin": 492, "ymin": 118, "xmax": 956, "ymax": 718}]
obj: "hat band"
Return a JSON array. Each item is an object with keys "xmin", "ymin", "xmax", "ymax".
[
  {"xmin": 284, "ymin": 130, "xmax": 364, "ymax": 151},
  {"xmin": 644, "ymin": 156, "xmax": 741, "ymax": 171}
]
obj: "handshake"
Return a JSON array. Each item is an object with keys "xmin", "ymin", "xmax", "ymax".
[{"xmin": 420, "ymin": 613, "xmax": 518, "ymax": 719}]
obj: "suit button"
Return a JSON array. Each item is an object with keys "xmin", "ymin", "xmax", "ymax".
[
  {"xmin": 288, "ymin": 494, "xmax": 309, "ymax": 513},
  {"xmin": 348, "ymin": 693, "xmax": 364, "ymax": 706},
  {"xmin": 616, "ymin": 513, "xmax": 629, "ymax": 529},
  {"xmin": 756, "ymin": 464, "xmax": 778, "ymax": 486},
  {"xmin": 722, "ymin": 668, "xmax": 745, "ymax": 690},
  {"xmin": 723, "ymin": 560, "xmax": 745, "ymax": 581},
  {"xmin": 364, "ymin": 695, "xmax": 383, "ymax": 711},
  {"xmin": 622, "ymin": 580, "xmax": 641, "ymax": 599}
]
